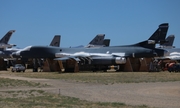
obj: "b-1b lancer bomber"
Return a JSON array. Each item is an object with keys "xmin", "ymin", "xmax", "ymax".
[{"xmin": 13, "ymin": 23, "xmax": 169, "ymax": 70}]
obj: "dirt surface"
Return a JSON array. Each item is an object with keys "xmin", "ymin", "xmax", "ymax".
[{"xmin": 0, "ymin": 74, "xmax": 180, "ymax": 108}]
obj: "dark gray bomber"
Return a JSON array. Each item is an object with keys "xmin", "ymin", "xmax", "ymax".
[{"xmin": 13, "ymin": 23, "xmax": 169, "ymax": 65}]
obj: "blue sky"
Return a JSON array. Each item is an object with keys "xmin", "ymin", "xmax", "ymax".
[{"xmin": 1, "ymin": 0, "xmax": 180, "ymax": 48}]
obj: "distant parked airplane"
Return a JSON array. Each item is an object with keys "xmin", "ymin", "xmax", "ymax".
[{"xmin": 0, "ymin": 30, "xmax": 16, "ymax": 49}]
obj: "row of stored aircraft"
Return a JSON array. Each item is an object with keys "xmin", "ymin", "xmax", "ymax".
[{"xmin": 0, "ymin": 23, "xmax": 180, "ymax": 71}]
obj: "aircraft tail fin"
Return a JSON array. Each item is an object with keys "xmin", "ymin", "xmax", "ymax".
[
  {"xmin": 161, "ymin": 35, "xmax": 175, "ymax": 46},
  {"xmin": 50, "ymin": 35, "xmax": 61, "ymax": 47},
  {"xmin": 88, "ymin": 34, "xmax": 105, "ymax": 45},
  {"xmin": 148, "ymin": 23, "xmax": 169, "ymax": 44},
  {"xmin": 0, "ymin": 30, "xmax": 15, "ymax": 44},
  {"xmin": 136, "ymin": 23, "xmax": 169, "ymax": 48},
  {"xmin": 103, "ymin": 39, "xmax": 110, "ymax": 46}
]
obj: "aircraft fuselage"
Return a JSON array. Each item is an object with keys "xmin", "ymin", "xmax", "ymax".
[{"xmin": 14, "ymin": 45, "xmax": 166, "ymax": 59}]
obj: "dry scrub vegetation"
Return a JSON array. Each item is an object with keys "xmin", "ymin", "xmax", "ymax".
[
  {"xmin": 0, "ymin": 90, "xmax": 149, "ymax": 108},
  {"xmin": 0, "ymin": 70, "xmax": 180, "ymax": 108},
  {"xmin": 5, "ymin": 70, "xmax": 180, "ymax": 84},
  {"xmin": 0, "ymin": 79, "xmax": 148, "ymax": 108},
  {"xmin": 0, "ymin": 77, "xmax": 48, "ymax": 88}
]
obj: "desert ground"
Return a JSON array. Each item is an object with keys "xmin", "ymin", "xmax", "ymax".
[{"xmin": 0, "ymin": 70, "xmax": 180, "ymax": 108}]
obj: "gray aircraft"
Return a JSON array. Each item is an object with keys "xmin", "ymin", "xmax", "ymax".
[
  {"xmin": 0, "ymin": 30, "xmax": 16, "ymax": 48},
  {"xmin": 13, "ymin": 23, "xmax": 169, "ymax": 66}
]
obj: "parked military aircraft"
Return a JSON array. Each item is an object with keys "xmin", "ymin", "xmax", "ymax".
[
  {"xmin": 0, "ymin": 30, "xmax": 16, "ymax": 49},
  {"xmin": 13, "ymin": 23, "xmax": 169, "ymax": 66}
]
